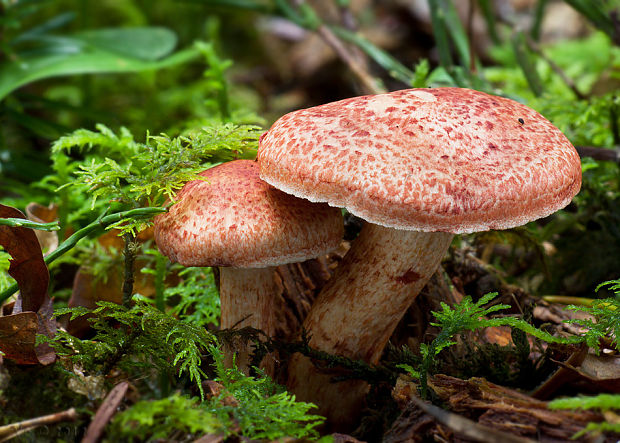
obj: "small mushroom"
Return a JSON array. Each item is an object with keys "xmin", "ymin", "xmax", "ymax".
[
  {"xmin": 257, "ymin": 87, "xmax": 582, "ymax": 427},
  {"xmin": 154, "ymin": 160, "xmax": 343, "ymax": 371}
]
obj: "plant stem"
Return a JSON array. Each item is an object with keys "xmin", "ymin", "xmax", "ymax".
[
  {"xmin": 100, "ymin": 326, "xmax": 140, "ymax": 375},
  {"xmin": 0, "ymin": 218, "xmax": 60, "ymax": 231},
  {"xmin": 277, "ymin": 0, "xmax": 384, "ymax": 94},
  {"xmin": 512, "ymin": 31, "xmax": 543, "ymax": 97},
  {"xmin": 316, "ymin": 24, "xmax": 385, "ymax": 95},
  {"xmin": 611, "ymin": 98, "xmax": 619, "ymax": 146},
  {"xmin": 154, "ymin": 252, "xmax": 167, "ymax": 311},
  {"xmin": 121, "ymin": 232, "xmax": 137, "ymax": 308},
  {"xmin": 524, "ymin": 34, "xmax": 586, "ymax": 100},
  {"xmin": 0, "ymin": 207, "xmax": 166, "ymax": 304},
  {"xmin": 331, "ymin": 26, "xmax": 415, "ymax": 86},
  {"xmin": 530, "ymin": 0, "xmax": 548, "ymax": 41}
]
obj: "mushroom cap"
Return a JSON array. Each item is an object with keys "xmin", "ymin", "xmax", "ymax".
[
  {"xmin": 257, "ymin": 87, "xmax": 582, "ymax": 234},
  {"xmin": 154, "ymin": 160, "xmax": 343, "ymax": 267}
]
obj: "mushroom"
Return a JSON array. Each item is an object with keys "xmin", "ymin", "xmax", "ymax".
[
  {"xmin": 256, "ymin": 87, "xmax": 582, "ymax": 427},
  {"xmin": 153, "ymin": 160, "xmax": 343, "ymax": 371}
]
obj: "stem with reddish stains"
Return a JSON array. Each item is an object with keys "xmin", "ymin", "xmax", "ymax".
[{"xmin": 287, "ymin": 223, "xmax": 453, "ymax": 429}]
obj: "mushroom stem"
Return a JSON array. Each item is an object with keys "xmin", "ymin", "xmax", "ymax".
[
  {"xmin": 305, "ymin": 223, "xmax": 452, "ymax": 362},
  {"xmin": 288, "ymin": 223, "xmax": 453, "ymax": 427},
  {"xmin": 219, "ymin": 266, "xmax": 279, "ymax": 371}
]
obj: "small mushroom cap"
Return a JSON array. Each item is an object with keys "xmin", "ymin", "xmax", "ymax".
[
  {"xmin": 257, "ymin": 88, "xmax": 582, "ymax": 234},
  {"xmin": 154, "ymin": 160, "xmax": 343, "ymax": 267}
]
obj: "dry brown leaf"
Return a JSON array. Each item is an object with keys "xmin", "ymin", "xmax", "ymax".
[
  {"xmin": 0, "ymin": 204, "xmax": 56, "ymax": 365},
  {"xmin": 559, "ymin": 353, "xmax": 620, "ymax": 393},
  {"xmin": 0, "ymin": 312, "xmax": 40, "ymax": 364},
  {"xmin": 0, "ymin": 204, "xmax": 49, "ymax": 312},
  {"xmin": 0, "ymin": 299, "xmax": 55, "ymax": 365}
]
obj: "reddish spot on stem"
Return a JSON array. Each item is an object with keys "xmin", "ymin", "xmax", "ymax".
[{"xmin": 395, "ymin": 269, "xmax": 421, "ymax": 284}]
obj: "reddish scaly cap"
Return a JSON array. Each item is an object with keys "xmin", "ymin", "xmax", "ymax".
[
  {"xmin": 257, "ymin": 88, "xmax": 582, "ymax": 234},
  {"xmin": 154, "ymin": 160, "xmax": 343, "ymax": 267}
]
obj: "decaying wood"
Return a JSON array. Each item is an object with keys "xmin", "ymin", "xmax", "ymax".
[
  {"xmin": 390, "ymin": 396, "xmax": 536, "ymax": 443},
  {"xmin": 383, "ymin": 404, "xmax": 440, "ymax": 443},
  {"xmin": 204, "ymin": 380, "xmax": 239, "ymax": 407},
  {"xmin": 429, "ymin": 374, "xmax": 601, "ymax": 437},
  {"xmin": 272, "ymin": 241, "xmax": 349, "ymax": 341},
  {"xmin": 212, "ymin": 241, "xmax": 348, "ymax": 346},
  {"xmin": 194, "ymin": 433, "xmax": 255, "ymax": 443},
  {"xmin": 389, "ymin": 374, "xmax": 616, "ymax": 442},
  {"xmin": 82, "ymin": 381, "xmax": 129, "ymax": 443}
]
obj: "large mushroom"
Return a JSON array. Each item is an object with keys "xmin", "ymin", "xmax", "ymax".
[
  {"xmin": 154, "ymin": 159, "xmax": 343, "ymax": 371},
  {"xmin": 257, "ymin": 87, "xmax": 582, "ymax": 426}
]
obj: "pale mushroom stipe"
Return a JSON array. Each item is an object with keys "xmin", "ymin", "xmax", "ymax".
[
  {"xmin": 153, "ymin": 160, "xmax": 343, "ymax": 372},
  {"xmin": 257, "ymin": 87, "xmax": 582, "ymax": 428}
]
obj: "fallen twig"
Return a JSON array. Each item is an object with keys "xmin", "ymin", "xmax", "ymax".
[
  {"xmin": 82, "ymin": 381, "xmax": 129, "ymax": 443},
  {"xmin": 576, "ymin": 145, "xmax": 620, "ymax": 163},
  {"xmin": 0, "ymin": 408, "xmax": 78, "ymax": 442},
  {"xmin": 316, "ymin": 24, "xmax": 385, "ymax": 95}
]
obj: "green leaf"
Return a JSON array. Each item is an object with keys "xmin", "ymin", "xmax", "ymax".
[
  {"xmin": 439, "ymin": 0, "xmax": 471, "ymax": 69},
  {"xmin": 75, "ymin": 27, "xmax": 177, "ymax": 61},
  {"xmin": 477, "ymin": 0, "xmax": 500, "ymax": 44},
  {"xmin": 12, "ymin": 12, "xmax": 76, "ymax": 44},
  {"xmin": 0, "ymin": 217, "xmax": 59, "ymax": 231},
  {"xmin": 530, "ymin": 0, "xmax": 548, "ymax": 40},
  {"xmin": 428, "ymin": 0, "xmax": 454, "ymax": 70},
  {"xmin": 0, "ymin": 28, "xmax": 200, "ymax": 101}
]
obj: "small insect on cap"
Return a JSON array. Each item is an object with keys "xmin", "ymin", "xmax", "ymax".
[
  {"xmin": 257, "ymin": 87, "xmax": 582, "ymax": 233},
  {"xmin": 153, "ymin": 160, "xmax": 343, "ymax": 267}
]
